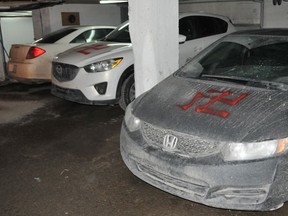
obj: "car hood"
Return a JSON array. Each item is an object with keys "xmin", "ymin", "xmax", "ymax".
[
  {"xmin": 134, "ymin": 76, "xmax": 288, "ymax": 143},
  {"xmin": 55, "ymin": 41, "xmax": 132, "ymax": 66}
]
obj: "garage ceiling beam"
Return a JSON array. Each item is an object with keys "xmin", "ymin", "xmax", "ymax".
[
  {"xmin": 98, "ymin": 0, "xmax": 263, "ymax": 3},
  {"xmin": 64, "ymin": 0, "xmax": 100, "ymax": 3},
  {"xmin": 0, "ymin": 0, "xmax": 64, "ymax": 11},
  {"xmin": 180, "ymin": 0, "xmax": 263, "ymax": 2}
]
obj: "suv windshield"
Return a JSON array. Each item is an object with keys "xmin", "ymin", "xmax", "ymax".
[
  {"xmin": 103, "ymin": 21, "xmax": 130, "ymax": 43},
  {"xmin": 178, "ymin": 33, "xmax": 288, "ymax": 88},
  {"xmin": 35, "ymin": 28, "xmax": 77, "ymax": 43}
]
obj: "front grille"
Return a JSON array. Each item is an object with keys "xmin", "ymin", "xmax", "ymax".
[
  {"xmin": 52, "ymin": 62, "xmax": 79, "ymax": 82},
  {"xmin": 142, "ymin": 122, "xmax": 221, "ymax": 157}
]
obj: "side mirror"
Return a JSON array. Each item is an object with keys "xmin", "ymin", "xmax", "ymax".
[{"xmin": 179, "ymin": 34, "xmax": 186, "ymax": 44}]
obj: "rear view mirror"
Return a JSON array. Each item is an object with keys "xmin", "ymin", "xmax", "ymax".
[{"xmin": 179, "ymin": 34, "xmax": 186, "ymax": 44}]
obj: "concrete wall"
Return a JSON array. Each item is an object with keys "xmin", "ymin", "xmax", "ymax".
[
  {"xmin": 263, "ymin": 0, "xmax": 288, "ymax": 27},
  {"xmin": 1, "ymin": 17, "xmax": 34, "ymax": 57},
  {"xmin": 179, "ymin": 0, "xmax": 288, "ymax": 28},
  {"xmin": 179, "ymin": 1, "xmax": 261, "ymax": 25},
  {"xmin": 33, "ymin": 4, "xmax": 122, "ymax": 39}
]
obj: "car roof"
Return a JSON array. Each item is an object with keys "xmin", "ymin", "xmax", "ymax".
[
  {"xmin": 63, "ymin": 26, "xmax": 116, "ymax": 30},
  {"xmin": 231, "ymin": 28, "xmax": 288, "ymax": 36},
  {"xmin": 179, "ymin": 12, "xmax": 230, "ymax": 21}
]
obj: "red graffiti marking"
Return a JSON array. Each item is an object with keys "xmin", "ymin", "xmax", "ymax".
[
  {"xmin": 77, "ymin": 44, "xmax": 108, "ymax": 55},
  {"xmin": 179, "ymin": 90, "xmax": 248, "ymax": 118}
]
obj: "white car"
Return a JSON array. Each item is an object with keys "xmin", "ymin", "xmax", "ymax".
[
  {"xmin": 7, "ymin": 26, "xmax": 115, "ymax": 83},
  {"xmin": 51, "ymin": 13, "xmax": 236, "ymax": 109}
]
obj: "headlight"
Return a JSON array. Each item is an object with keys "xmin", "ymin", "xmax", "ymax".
[
  {"xmin": 222, "ymin": 138, "xmax": 288, "ymax": 161},
  {"xmin": 84, "ymin": 58, "xmax": 122, "ymax": 73},
  {"xmin": 124, "ymin": 103, "xmax": 141, "ymax": 132}
]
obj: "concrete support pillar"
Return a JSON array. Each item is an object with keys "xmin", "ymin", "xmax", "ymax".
[
  {"xmin": 128, "ymin": 0, "xmax": 179, "ymax": 97},
  {"xmin": 0, "ymin": 21, "xmax": 6, "ymax": 82},
  {"xmin": 32, "ymin": 8, "xmax": 51, "ymax": 39}
]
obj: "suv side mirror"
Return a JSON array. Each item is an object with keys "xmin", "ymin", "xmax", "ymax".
[{"xmin": 179, "ymin": 34, "xmax": 186, "ymax": 44}]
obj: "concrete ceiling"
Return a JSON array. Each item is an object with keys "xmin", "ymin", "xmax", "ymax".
[
  {"xmin": 0, "ymin": 0, "xmax": 266, "ymax": 5},
  {"xmin": 0, "ymin": 0, "xmax": 284, "ymax": 11}
]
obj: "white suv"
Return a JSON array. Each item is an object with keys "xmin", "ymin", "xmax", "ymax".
[{"xmin": 51, "ymin": 13, "xmax": 235, "ymax": 109}]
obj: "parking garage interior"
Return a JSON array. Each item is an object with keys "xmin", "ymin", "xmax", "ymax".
[{"xmin": 1, "ymin": 0, "xmax": 288, "ymax": 215}]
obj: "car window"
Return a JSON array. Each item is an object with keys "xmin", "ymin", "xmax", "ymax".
[
  {"xmin": 179, "ymin": 17, "xmax": 197, "ymax": 41},
  {"xmin": 103, "ymin": 22, "xmax": 131, "ymax": 43},
  {"xmin": 195, "ymin": 16, "xmax": 228, "ymax": 38},
  {"xmin": 179, "ymin": 16, "xmax": 228, "ymax": 41},
  {"xmin": 70, "ymin": 29, "xmax": 114, "ymax": 43},
  {"xmin": 35, "ymin": 28, "xmax": 77, "ymax": 43},
  {"xmin": 200, "ymin": 42, "xmax": 248, "ymax": 72},
  {"xmin": 179, "ymin": 35, "xmax": 288, "ymax": 86}
]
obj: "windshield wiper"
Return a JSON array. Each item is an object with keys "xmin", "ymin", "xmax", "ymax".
[{"xmin": 200, "ymin": 74, "xmax": 288, "ymax": 91}]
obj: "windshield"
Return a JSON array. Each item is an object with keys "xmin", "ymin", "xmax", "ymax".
[
  {"xmin": 35, "ymin": 28, "xmax": 77, "ymax": 43},
  {"xmin": 178, "ymin": 33, "xmax": 288, "ymax": 88},
  {"xmin": 103, "ymin": 21, "xmax": 130, "ymax": 43}
]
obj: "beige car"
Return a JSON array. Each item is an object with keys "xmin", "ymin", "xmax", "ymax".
[{"xmin": 7, "ymin": 25, "xmax": 115, "ymax": 83}]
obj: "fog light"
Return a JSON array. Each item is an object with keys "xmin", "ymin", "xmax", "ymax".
[{"xmin": 94, "ymin": 82, "xmax": 107, "ymax": 95}]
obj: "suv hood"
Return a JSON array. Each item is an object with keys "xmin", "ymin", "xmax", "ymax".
[
  {"xmin": 54, "ymin": 41, "xmax": 132, "ymax": 66},
  {"xmin": 134, "ymin": 76, "xmax": 288, "ymax": 143}
]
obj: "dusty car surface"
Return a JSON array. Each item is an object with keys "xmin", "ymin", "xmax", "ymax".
[
  {"xmin": 120, "ymin": 29, "xmax": 288, "ymax": 211},
  {"xmin": 51, "ymin": 13, "xmax": 235, "ymax": 109},
  {"xmin": 7, "ymin": 26, "xmax": 115, "ymax": 83}
]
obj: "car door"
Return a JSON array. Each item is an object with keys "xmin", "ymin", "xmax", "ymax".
[{"xmin": 179, "ymin": 16, "xmax": 229, "ymax": 67}]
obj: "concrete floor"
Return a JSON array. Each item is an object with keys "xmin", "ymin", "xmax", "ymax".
[{"xmin": 0, "ymin": 83, "xmax": 287, "ymax": 216}]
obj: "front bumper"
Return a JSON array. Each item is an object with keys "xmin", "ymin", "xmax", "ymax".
[
  {"xmin": 51, "ymin": 66, "xmax": 122, "ymax": 104},
  {"xmin": 51, "ymin": 84, "xmax": 117, "ymax": 105},
  {"xmin": 120, "ymin": 123, "xmax": 288, "ymax": 211}
]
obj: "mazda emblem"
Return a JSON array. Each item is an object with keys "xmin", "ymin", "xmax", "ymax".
[{"xmin": 56, "ymin": 65, "xmax": 63, "ymax": 75}]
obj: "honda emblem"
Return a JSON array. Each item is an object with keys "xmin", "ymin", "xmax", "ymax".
[{"xmin": 163, "ymin": 134, "xmax": 178, "ymax": 150}]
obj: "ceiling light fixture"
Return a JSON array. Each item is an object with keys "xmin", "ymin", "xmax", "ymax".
[{"xmin": 100, "ymin": 0, "xmax": 127, "ymax": 4}]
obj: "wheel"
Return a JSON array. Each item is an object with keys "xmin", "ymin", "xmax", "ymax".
[
  {"xmin": 277, "ymin": 0, "xmax": 282, "ymax": 5},
  {"xmin": 119, "ymin": 74, "xmax": 135, "ymax": 110},
  {"xmin": 269, "ymin": 203, "xmax": 284, "ymax": 211},
  {"xmin": 273, "ymin": 0, "xmax": 277, "ymax": 5}
]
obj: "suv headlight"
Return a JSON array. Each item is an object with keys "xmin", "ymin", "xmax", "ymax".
[
  {"xmin": 84, "ymin": 58, "xmax": 122, "ymax": 73},
  {"xmin": 222, "ymin": 138, "xmax": 288, "ymax": 161},
  {"xmin": 124, "ymin": 103, "xmax": 141, "ymax": 132}
]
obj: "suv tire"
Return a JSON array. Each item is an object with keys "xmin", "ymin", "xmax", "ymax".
[{"xmin": 119, "ymin": 74, "xmax": 135, "ymax": 110}]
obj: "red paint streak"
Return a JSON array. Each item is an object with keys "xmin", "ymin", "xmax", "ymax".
[
  {"xmin": 219, "ymin": 93, "xmax": 248, "ymax": 105},
  {"xmin": 77, "ymin": 44, "xmax": 108, "ymax": 55},
  {"xmin": 180, "ymin": 92, "xmax": 206, "ymax": 110},
  {"xmin": 179, "ymin": 90, "xmax": 248, "ymax": 118},
  {"xmin": 196, "ymin": 91, "xmax": 230, "ymax": 118}
]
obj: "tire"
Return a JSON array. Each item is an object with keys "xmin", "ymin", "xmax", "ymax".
[
  {"xmin": 119, "ymin": 74, "xmax": 135, "ymax": 110},
  {"xmin": 273, "ymin": 0, "xmax": 277, "ymax": 5}
]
